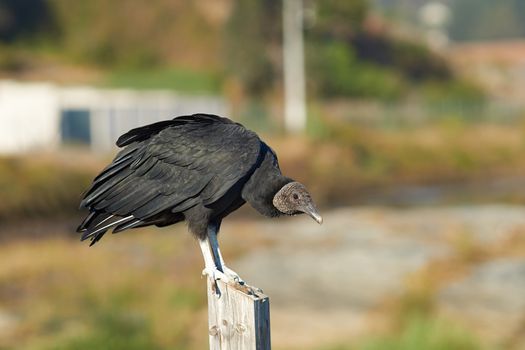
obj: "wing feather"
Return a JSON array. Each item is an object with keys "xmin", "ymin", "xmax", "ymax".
[{"xmin": 79, "ymin": 114, "xmax": 262, "ymax": 244}]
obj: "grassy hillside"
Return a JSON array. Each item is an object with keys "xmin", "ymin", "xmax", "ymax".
[
  {"xmin": 0, "ymin": 0, "xmax": 477, "ymax": 102},
  {"xmin": 0, "ymin": 120, "xmax": 524, "ymax": 225},
  {"xmin": 0, "ymin": 211, "xmax": 508, "ymax": 349}
]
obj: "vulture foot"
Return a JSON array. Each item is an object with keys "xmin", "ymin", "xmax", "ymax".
[
  {"xmin": 202, "ymin": 267, "xmax": 227, "ymax": 282},
  {"xmin": 222, "ymin": 266, "xmax": 245, "ymax": 285},
  {"xmin": 202, "ymin": 267, "xmax": 250, "ymax": 296},
  {"xmin": 202, "ymin": 267, "xmax": 238, "ymax": 296}
]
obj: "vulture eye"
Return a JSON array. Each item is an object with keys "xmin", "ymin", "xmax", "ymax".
[{"xmin": 292, "ymin": 193, "xmax": 299, "ymax": 200}]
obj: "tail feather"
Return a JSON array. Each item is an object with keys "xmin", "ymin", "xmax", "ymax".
[
  {"xmin": 79, "ymin": 213, "xmax": 135, "ymax": 246},
  {"xmin": 112, "ymin": 218, "xmax": 144, "ymax": 233},
  {"xmin": 76, "ymin": 211, "xmax": 97, "ymax": 232},
  {"xmin": 77, "ymin": 211, "xmax": 114, "ymax": 232}
]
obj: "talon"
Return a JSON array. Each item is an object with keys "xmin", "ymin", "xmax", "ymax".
[
  {"xmin": 202, "ymin": 267, "xmax": 226, "ymax": 282},
  {"xmin": 222, "ymin": 266, "xmax": 245, "ymax": 285},
  {"xmin": 202, "ymin": 267, "xmax": 227, "ymax": 296}
]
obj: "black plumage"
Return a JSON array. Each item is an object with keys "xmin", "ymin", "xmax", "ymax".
[{"xmin": 77, "ymin": 114, "xmax": 321, "ymax": 248}]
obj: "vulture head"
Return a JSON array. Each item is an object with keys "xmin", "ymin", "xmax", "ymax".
[{"xmin": 273, "ymin": 182, "xmax": 323, "ymax": 224}]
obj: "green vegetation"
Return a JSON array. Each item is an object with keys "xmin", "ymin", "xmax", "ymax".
[
  {"xmin": 224, "ymin": 0, "xmax": 280, "ymax": 96},
  {"xmin": 307, "ymin": 42, "xmax": 404, "ymax": 99},
  {"xmin": 0, "ymin": 0, "xmax": 58, "ymax": 44},
  {"xmin": 422, "ymin": 80, "xmax": 486, "ymax": 107},
  {"xmin": 43, "ymin": 0, "xmax": 221, "ymax": 70},
  {"xmin": 274, "ymin": 119, "xmax": 525, "ymax": 206},
  {"xmin": 302, "ymin": 0, "xmax": 470, "ymax": 101},
  {"xmin": 0, "ymin": 226, "xmax": 498, "ymax": 350},
  {"xmin": 320, "ymin": 316, "xmax": 486, "ymax": 350},
  {"xmin": 0, "ymin": 156, "xmax": 93, "ymax": 222},
  {"xmin": 105, "ymin": 67, "xmax": 222, "ymax": 93},
  {"xmin": 349, "ymin": 32, "xmax": 451, "ymax": 82},
  {"xmin": 0, "ymin": 0, "xmax": 224, "ymax": 94},
  {"xmin": 0, "ymin": 0, "xmax": 478, "ymax": 102},
  {"xmin": 0, "ymin": 235, "xmax": 208, "ymax": 349},
  {"xmin": 49, "ymin": 309, "xmax": 163, "ymax": 350},
  {"xmin": 0, "ymin": 2, "xmax": 522, "ymax": 349},
  {"xmin": 315, "ymin": 231, "xmax": 495, "ymax": 350},
  {"xmin": 1, "ymin": 117, "xmax": 524, "ymax": 222}
]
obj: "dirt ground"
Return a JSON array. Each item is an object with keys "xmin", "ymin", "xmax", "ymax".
[{"xmin": 1, "ymin": 205, "xmax": 524, "ymax": 349}]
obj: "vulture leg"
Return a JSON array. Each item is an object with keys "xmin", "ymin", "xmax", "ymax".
[
  {"xmin": 199, "ymin": 238, "xmax": 228, "ymax": 291},
  {"xmin": 207, "ymin": 225, "xmax": 245, "ymax": 285},
  {"xmin": 199, "ymin": 222, "xmax": 244, "ymax": 295}
]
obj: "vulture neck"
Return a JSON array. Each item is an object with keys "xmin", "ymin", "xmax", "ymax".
[{"xmin": 242, "ymin": 146, "xmax": 292, "ymax": 218}]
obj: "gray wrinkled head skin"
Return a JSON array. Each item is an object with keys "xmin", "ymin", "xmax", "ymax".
[{"xmin": 273, "ymin": 182, "xmax": 323, "ymax": 224}]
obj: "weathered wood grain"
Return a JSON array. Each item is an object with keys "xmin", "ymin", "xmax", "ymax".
[{"xmin": 207, "ymin": 279, "xmax": 271, "ymax": 350}]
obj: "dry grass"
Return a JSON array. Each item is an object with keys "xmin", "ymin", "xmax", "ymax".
[
  {"xmin": 1, "ymin": 121, "xmax": 524, "ymax": 348},
  {"xmin": 362, "ymin": 221, "xmax": 525, "ymax": 350},
  {"xmin": 267, "ymin": 122, "xmax": 525, "ymax": 206},
  {"xmin": 1, "ymin": 212, "xmax": 522, "ymax": 349},
  {"xmin": 0, "ymin": 217, "xmax": 279, "ymax": 350},
  {"xmin": 1, "ymin": 121, "xmax": 524, "ymax": 223},
  {"xmin": 0, "ymin": 227, "xmax": 208, "ymax": 349},
  {"xmin": 0, "ymin": 227, "xmax": 488, "ymax": 350}
]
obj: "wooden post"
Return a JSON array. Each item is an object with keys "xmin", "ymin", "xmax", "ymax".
[{"xmin": 207, "ymin": 279, "xmax": 271, "ymax": 350}]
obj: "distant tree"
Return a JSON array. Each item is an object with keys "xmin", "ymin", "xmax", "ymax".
[
  {"xmin": 307, "ymin": 41, "xmax": 404, "ymax": 99},
  {"xmin": 307, "ymin": 0, "xmax": 403, "ymax": 99},
  {"xmin": 305, "ymin": 0, "xmax": 455, "ymax": 99},
  {"xmin": 0, "ymin": 0, "xmax": 58, "ymax": 43},
  {"xmin": 224, "ymin": 0, "xmax": 281, "ymax": 96},
  {"xmin": 310, "ymin": 0, "xmax": 368, "ymax": 39},
  {"xmin": 351, "ymin": 31, "xmax": 451, "ymax": 82}
]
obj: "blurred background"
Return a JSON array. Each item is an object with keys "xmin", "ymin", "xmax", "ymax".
[{"xmin": 0, "ymin": 0, "xmax": 524, "ymax": 349}]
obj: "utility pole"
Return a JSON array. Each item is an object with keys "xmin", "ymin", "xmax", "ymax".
[{"xmin": 283, "ymin": 0, "xmax": 306, "ymax": 133}]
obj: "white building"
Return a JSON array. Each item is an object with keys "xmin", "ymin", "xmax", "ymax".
[{"xmin": 0, "ymin": 80, "xmax": 228, "ymax": 154}]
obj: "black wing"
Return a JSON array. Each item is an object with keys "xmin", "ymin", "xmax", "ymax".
[{"xmin": 77, "ymin": 114, "xmax": 262, "ymax": 245}]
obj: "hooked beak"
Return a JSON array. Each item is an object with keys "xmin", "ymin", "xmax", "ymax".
[{"xmin": 302, "ymin": 202, "xmax": 323, "ymax": 224}]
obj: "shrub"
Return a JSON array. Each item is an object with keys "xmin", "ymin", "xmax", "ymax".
[{"xmin": 307, "ymin": 42, "xmax": 405, "ymax": 99}]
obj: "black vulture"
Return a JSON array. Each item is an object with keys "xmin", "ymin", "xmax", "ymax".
[{"xmin": 77, "ymin": 114, "xmax": 322, "ymax": 288}]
